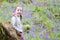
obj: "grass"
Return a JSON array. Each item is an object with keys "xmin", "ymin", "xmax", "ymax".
[{"xmin": 0, "ymin": 0, "xmax": 60, "ymax": 40}]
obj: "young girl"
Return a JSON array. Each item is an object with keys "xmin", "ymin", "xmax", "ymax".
[{"xmin": 11, "ymin": 6, "xmax": 24, "ymax": 40}]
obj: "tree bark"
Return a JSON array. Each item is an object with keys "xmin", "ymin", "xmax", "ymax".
[{"xmin": 0, "ymin": 21, "xmax": 21, "ymax": 40}]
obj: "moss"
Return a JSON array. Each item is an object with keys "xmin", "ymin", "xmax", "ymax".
[{"xmin": 0, "ymin": 23, "xmax": 8, "ymax": 40}]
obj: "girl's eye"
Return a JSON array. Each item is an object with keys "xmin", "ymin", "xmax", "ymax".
[
  {"xmin": 20, "ymin": 10, "xmax": 22, "ymax": 11},
  {"xmin": 17, "ymin": 9, "xmax": 19, "ymax": 11},
  {"xmin": 17, "ymin": 9, "xmax": 22, "ymax": 11}
]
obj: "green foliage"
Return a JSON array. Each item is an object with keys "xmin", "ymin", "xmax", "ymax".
[
  {"xmin": 49, "ymin": 32, "xmax": 56, "ymax": 40},
  {"xmin": 0, "ymin": 0, "xmax": 60, "ymax": 40},
  {"xmin": 5, "ymin": 0, "xmax": 17, "ymax": 3},
  {"xmin": 39, "ymin": 0, "xmax": 45, "ymax": 2},
  {"xmin": 56, "ymin": 32, "xmax": 60, "ymax": 40},
  {"xmin": 22, "ymin": 1, "xmax": 27, "ymax": 4},
  {"xmin": 31, "ymin": 36, "xmax": 43, "ymax": 40}
]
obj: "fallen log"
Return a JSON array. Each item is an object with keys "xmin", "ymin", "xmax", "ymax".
[{"xmin": 0, "ymin": 21, "xmax": 21, "ymax": 40}]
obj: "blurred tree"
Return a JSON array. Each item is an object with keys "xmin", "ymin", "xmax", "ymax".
[
  {"xmin": 6, "ymin": 0, "xmax": 16, "ymax": 3},
  {"xmin": 22, "ymin": 1, "xmax": 27, "ymax": 4},
  {"xmin": 0, "ymin": 0, "xmax": 4, "ymax": 5}
]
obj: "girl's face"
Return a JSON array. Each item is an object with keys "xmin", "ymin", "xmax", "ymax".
[{"xmin": 16, "ymin": 7, "xmax": 23, "ymax": 16}]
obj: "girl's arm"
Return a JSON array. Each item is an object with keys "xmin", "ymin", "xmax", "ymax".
[
  {"xmin": 11, "ymin": 17, "xmax": 17, "ymax": 29},
  {"xmin": 11, "ymin": 17, "xmax": 23, "ymax": 32}
]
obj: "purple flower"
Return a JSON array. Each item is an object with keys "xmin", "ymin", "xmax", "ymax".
[
  {"xmin": 38, "ymin": 23, "xmax": 42, "ymax": 26},
  {"xmin": 31, "ymin": 33, "xmax": 35, "ymax": 37},
  {"xmin": 40, "ymin": 34, "xmax": 43, "ymax": 38},
  {"xmin": 51, "ymin": 28, "xmax": 56, "ymax": 33},
  {"xmin": 56, "ymin": 37, "xmax": 58, "ymax": 40},
  {"xmin": 45, "ymin": 32, "xmax": 49, "ymax": 38}
]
